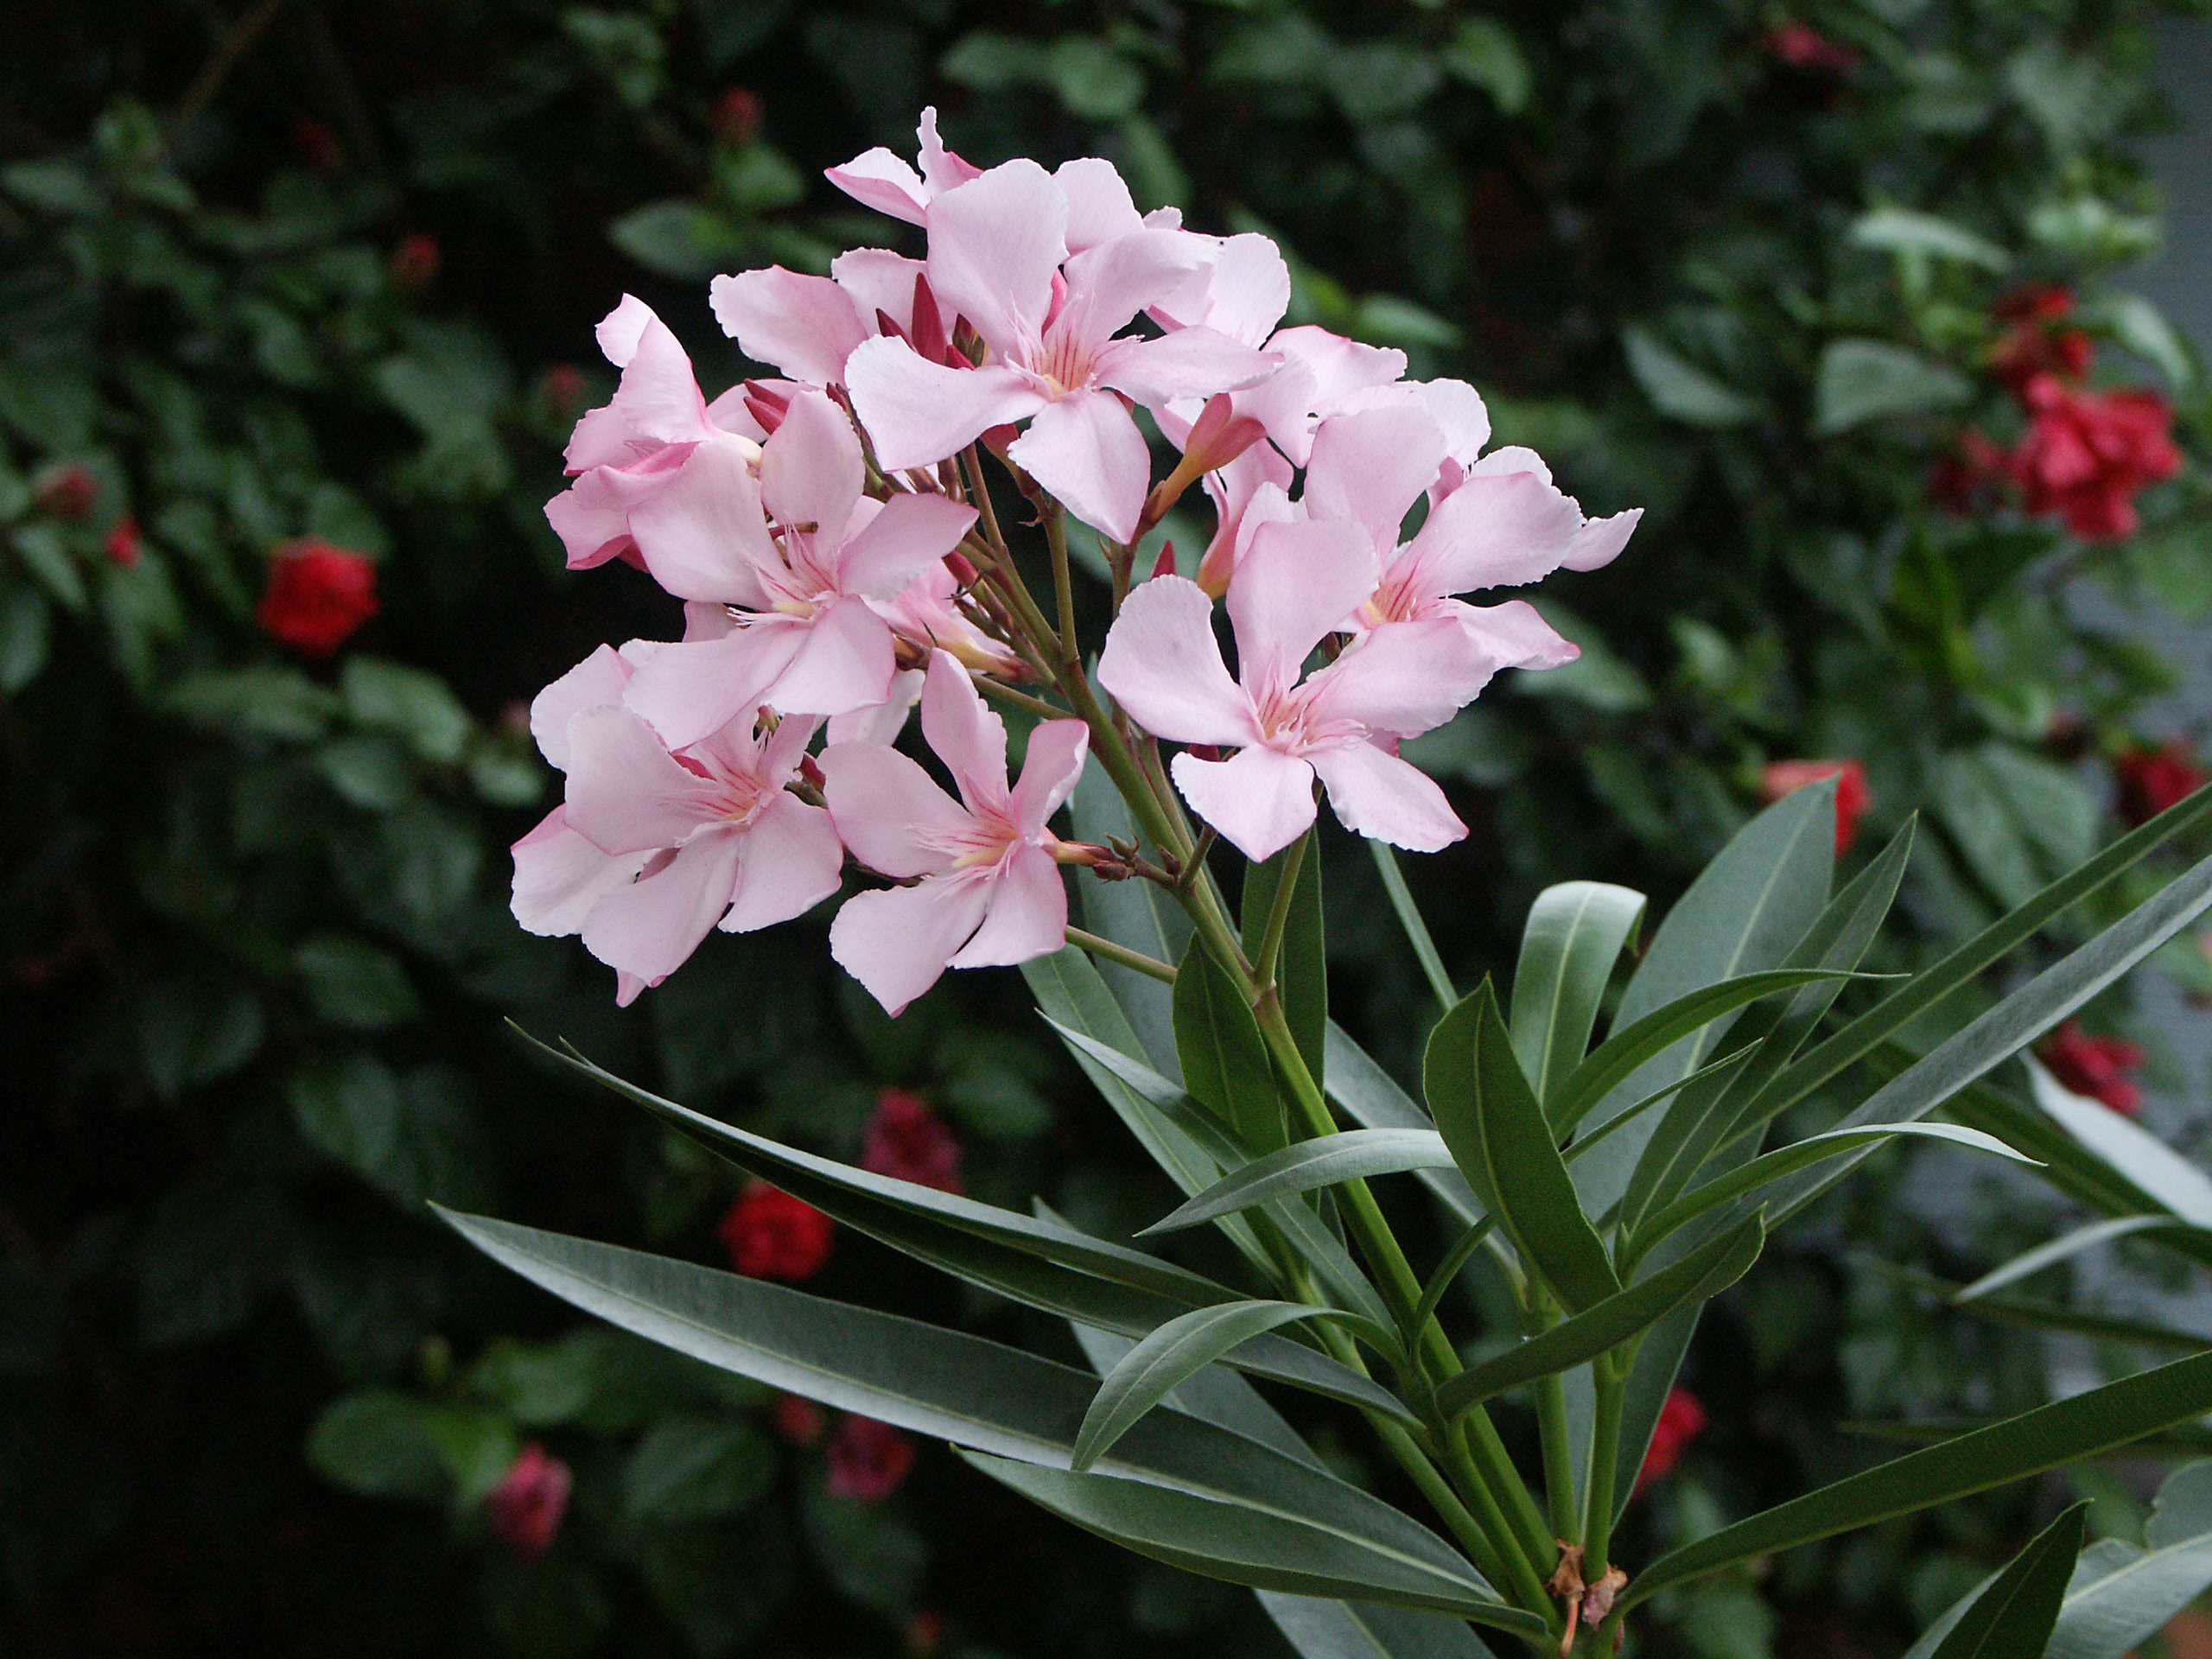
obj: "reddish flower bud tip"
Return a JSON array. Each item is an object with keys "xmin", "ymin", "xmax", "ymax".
[
  {"xmin": 944, "ymin": 550, "xmax": 979, "ymax": 585},
  {"xmin": 2040, "ymin": 1020, "xmax": 2146, "ymax": 1116},
  {"xmin": 32, "ymin": 464, "xmax": 99, "ymax": 521},
  {"xmin": 772, "ymin": 1392, "xmax": 827, "ymax": 1446},
  {"xmin": 825, "ymin": 1414, "xmax": 915, "ymax": 1502},
  {"xmin": 1634, "ymin": 1389, "xmax": 1707, "ymax": 1497},
  {"xmin": 484, "ymin": 1443, "xmax": 572, "ymax": 1559},
  {"xmin": 389, "ymin": 232, "xmax": 441, "ymax": 291},
  {"xmin": 2115, "ymin": 741, "xmax": 2206, "ymax": 827},
  {"xmin": 1151, "ymin": 541, "xmax": 1178, "ymax": 580},
  {"xmin": 711, "ymin": 86, "xmax": 764, "ymax": 145},
  {"xmin": 716, "ymin": 1181, "xmax": 835, "ymax": 1281},
  {"xmin": 104, "ymin": 517, "xmax": 142, "ymax": 569},
  {"xmin": 256, "ymin": 538, "xmax": 379, "ymax": 657},
  {"xmin": 861, "ymin": 1088, "xmax": 964, "ymax": 1194},
  {"xmin": 1759, "ymin": 759, "xmax": 1870, "ymax": 855},
  {"xmin": 905, "ymin": 1609, "xmax": 945, "ymax": 1656}
]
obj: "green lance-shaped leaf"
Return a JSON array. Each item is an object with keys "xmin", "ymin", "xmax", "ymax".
[
  {"xmin": 1325, "ymin": 1022, "xmax": 1485, "ymax": 1227},
  {"xmin": 1734, "ymin": 781, "xmax": 2212, "ymax": 1141},
  {"xmin": 1244, "ymin": 836, "xmax": 1327, "ymax": 1088},
  {"xmin": 1073, "ymin": 1300, "xmax": 1340, "ymax": 1472},
  {"xmin": 438, "ymin": 1209, "xmax": 1459, "ymax": 1572},
  {"xmin": 1955, "ymin": 1215, "xmax": 2205, "ymax": 1304},
  {"xmin": 1742, "ymin": 847, "xmax": 2212, "ymax": 1231},
  {"xmin": 2028, "ymin": 1059, "xmax": 2212, "ymax": 1226},
  {"xmin": 1433, "ymin": 1211, "xmax": 1764, "ymax": 1418},
  {"xmin": 1547, "ymin": 969, "xmax": 1878, "ymax": 1142},
  {"xmin": 1630, "ymin": 1123, "xmax": 2035, "ymax": 1258},
  {"xmin": 1618, "ymin": 1347, "xmax": 2212, "ymax": 1615},
  {"xmin": 1176, "ymin": 932, "xmax": 1289, "ymax": 1154},
  {"xmin": 957, "ymin": 1452, "xmax": 1545, "ymax": 1633},
  {"xmin": 1257, "ymin": 1590, "xmax": 1500, "ymax": 1659},
  {"xmin": 1903, "ymin": 1503, "xmax": 2088, "ymax": 1659},
  {"xmin": 1509, "ymin": 881, "xmax": 1646, "ymax": 1113},
  {"xmin": 2047, "ymin": 1462, "xmax": 2212, "ymax": 1659},
  {"xmin": 1141, "ymin": 1130, "xmax": 1457, "ymax": 1236},
  {"xmin": 1427, "ymin": 981, "xmax": 1620, "ymax": 1312},
  {"xmin": 1070, "ymin": 1321, "xmax": 1319, "ymax": 1470},
  {"xmin": 527, "ymin": 1033, "xmax": 1402, "ymax": 1418},
  {"xmin": 1071, "ymin": 767, "xmax": 1187, "ymax": 1077}
]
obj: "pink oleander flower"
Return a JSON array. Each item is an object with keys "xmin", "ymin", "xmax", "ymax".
[
  {"xmin": 510, "ymin": 644, "xmax": 845, "ymax": 1005},
  {"xmin": 543, "ymin": 295, "xmax": 768, "ymax": 575},
  {"xmin": 824, "ymin": 106, "xmax": 982, "ymax": 226},
  {"xmin": 485, "ymin": 1443, "xmax": 572, "ymax": 1559},
  {"xmin": 861, "ymin": 1088, "xmax": 964, "ymax": 1193},
  {"xmin": 709, "ymin": 247, "xmax": 937, "ymax": 390},
  {"xmin": 620, "ymin": 387, "xmax": 979, "ymax": 749},
  {"xmin": 820, "ymin": 652, "xmax": 1089, "ymax": 1014},
  {"xmin": 844, "ymin": 159, "xmax": 1274, "ymax": 543},
  {"xmin": 1098, "ymin": 519, "xmax": 1499, "ymax": 862}
]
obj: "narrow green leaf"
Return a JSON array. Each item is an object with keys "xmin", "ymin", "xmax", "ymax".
[
  {"xmin": 1620, "ymin": 1349, "xmax": 2212, "ymax": 1613},
  {"xmin": 1142, "ymin": 1130, "xmax": 1455, "ymax": 1236},
  {"xmin": 2029, "ymin": 1060, "xmax": 2212, "ymax": 1226},
  {"xmin": 1434, "ymin": 1213, "xmax": 1764, "ymax": 1418},
  {"xmin": 1955, "ymin": 1215, "xmax": 2202, "ymax": 1303},
  {"xmin": 957, "ymin": 1452, "xmax": 1544, "ymax": 1632},
  {"xmin": 1370, "ymin": 841, "xmax": 1457, "ymax": 1011},
  {"xmin": 1070, "ymin": 1323, "xmax": 1319, "ymax": 1470},
  {"xmin": 1071, "ymin": 768, "xmax": 1188, "ymax": 1077},
  {"xmin": 1632, "ymin": 1123, "xmax": 2035, "ymax": 1257},
  {"xmin": 2048, "ymin": 1463, "xmax": 2212, "ymax": 1659},
  {"xmin": 1427, "ymin": 982, "xmax": 1620, "ymax": 1312},
  {"xmin": 1509, "ymin": 881, "xmax": 1646, "ymax": 1113},
  {"xmin": 1244, "ymin": 838, "xmax": 1327, "ymax": 1088},
  {"xmin": 1919, "ymin": 1503, "xmax": 2087, "ymax": 1659},
  {"xmin": 1258, "ymin": 1590, "xmax": 1500, "ymax": 1659},
  {"xmin": 1074, "ymin": 1300, "xmax": 1335, "ymax": 1471},
  {"xmin": 1325, "ymin": 1022, "xmax": 1484, "ymax": 1226},
  {"xmin": 1175, "ymin": 934, "xmax": 1288, "ymax": 1154}
]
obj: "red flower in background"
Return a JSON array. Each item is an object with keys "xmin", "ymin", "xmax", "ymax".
[
  {"xmin": 389, "ymin": 232, "xmax": 441, "ymax": 291},
  {"xmin": 256, "ymin": 538, "xmax": 379, "ymax": 656},
  {"xmin": 104, "ymin": 518, "xmax": 142, "ymax": 570},
  {"xmin": 2039, "ymin": 1020, "xmax": 2145, "ymax": 1116},
  {"xmin": 861, "ymin": 1089, "xmax": 964, "ymax": 1194},
  {"xmin": 1929, "ymin": 428, "xmax": 2012, "ymax": 515},
  {"xmin": 1758, "ymin": 21, "xmax": 1861, "ymax": 73},
  {"xmin": 2115, "ymin": 741, "xmax": 2207, "ymax": 826},
  {"xmin": 1759, "ymin": 759, "xmax": 1871, "ymax": 855},
  {"xmin": 826, "ymin": 1414, "xmax": 914, "ymax": 1501},
  {"xmin": 717, "ymin": 1181, "xmax": 835, "ymax": 1281},
  {"xmin": 712, "ymin": 86, "xmax": 764, "ymax": 144},
  {"xmin": 2007, "ymin": 374, "xmax": 2180, "ymax": 541},
  {"xmin": 484, "ymin": 1442, "xmax": 571, "ymax": 1558},
  {"xmin": 1991, "ymin": 285, "xmax": 2094, "ymax": 399},
  {"xmin": 772, "ymin": 1393, "xmax": 827, "ymax": 1446},
  {"xmin": 32, "ymin": 463, "xmax": 99, "ymax": 520},
  {"xmin": 1635, "ymin": 1389, "xmax": 1707, "ymax": 1496}
]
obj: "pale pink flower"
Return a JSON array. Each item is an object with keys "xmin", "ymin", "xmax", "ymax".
[
  {"xmin": 824, "ymin": 107, "xmax": 983, "ymax": 226},
  {"xmin": 709, "ymin": 248, "xmax": 934, "ymax": 388},
  {"xmin": 821, "ymin": 652, "xmax": 1088, "ymax": 1014},
  {"xmin": 543, "ymin": 296, "xmax": 767, "ymax": 575},
  {"xmin": 512, "ymin": 645, "xmax": 844, "ymax": 1006},
  {"xmin": 1098, "ymin": 521, "xmax": 1499, "ymax": 862},
  {"xmin": 620, "ymin": 388, "xmax": 977, "ymax": 748},
  {"xmin": 844, "ymin": 161, "xmax": 1274, "ymax": 543}
]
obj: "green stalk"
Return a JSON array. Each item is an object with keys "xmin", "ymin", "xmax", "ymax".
[
  {"xmin": 1251, "ymin": 830, "xmax": 1308, "ymax": 993},
  {"xmin": 1447, "ymin": 1415, "xmax": 1560, "ymax": 1630},
  {"xmin": 1529, "ymin": 1295, "xmax": 1580, "ymax": 1542},
  {"xmin": 1062, "ymin": 926, "xmax": 1177, "ymax": 984},
  {"xmin": 1370, "ymin": 840, "xmax": 1457, "ymax": 1009},
  {"xmin": 1582, "ymin": 1347, "xmax": 1631, "ymax": 1579}
]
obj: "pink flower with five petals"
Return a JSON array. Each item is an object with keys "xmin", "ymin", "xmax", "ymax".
[{"xmin": 821, "ymin": 652, "xmax": 1089, "ymax": 1014}]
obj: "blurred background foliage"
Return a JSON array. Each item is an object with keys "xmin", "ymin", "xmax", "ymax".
[{"xmin": 6, "ymin": 0, "xmax": 2212, "ymax": 1655}]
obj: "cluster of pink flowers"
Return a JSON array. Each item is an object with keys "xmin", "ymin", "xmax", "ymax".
[
  {"xmin": 1934, "ymin": 286, "xmax": 2182, "ymax": 541},
  {"xmin": 513, "ymin": 111, "xmax": 1633, "ymax": 1012}
]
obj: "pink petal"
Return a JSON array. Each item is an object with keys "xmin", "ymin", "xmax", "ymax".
[
  {"xmin": 703, "ymin": 384, "xmax": 770, "ymax": 441},
  {"xmin": 581, "ymin": 828, "xmax": 746, "ymax": 986},
  {"xmin": 1455, "ymin": 598, "xmax": 1580, "ymax": 672},
  {"xmin": 831, "ymin": 248, "xmax": 927, "ymax": 335},
  {"xmin": 562, "ymin": 705, "xmax": 723, "ymax": 855},
  {"xmin": 824, "ymin": 149, "xmax": 931, "ymax": 225},
  {"xmin": 565, "ymin": 299, "xmax": 712, "ymax": 472},
  {"xmin": 916, "ymin": 107, "xmax": 982, "ymax": 194},
  {"xmin": 1307, "ymin": 741, "xmax": 1467, "ymax": 852},
  {"xmin": 836, "ymin": 491, "xmax": 977, "ymax": 601},
  {"xmin": 1303, "ymin": 616, "xmax": 1501, "ymax": 738},
  {"xmin": 1277, "ymin": 327, "xmax": 1408, "ymax": 410},
  {"xmin": 760, "ymin": 390, "xmax": 865, "ymax": 543},
  {"xmin": 830, "ymin": 873, "xmax": 994, "ymax": 1015},
  {"xmin": 766, "ymin": 595, "xmax": 898, "ymax": 717},
  {"xmin": 1150, "ymin": 232, "xmax": 1290, "ymax": 349},
  {"xmin": 1096, "ymin": 327, "xmax": 1279, "ymax": 408},
  {"xmin": 844, "ymin": 340, "xmax": 1044, "ymax": 473},
  {"xmin": 530, "ymin": 645, "xmax": 635, "ymax": 772},
  {"xmin": 1005, "ymin": 389, "xmax": 1152, "ymax": 544},
  {"xmin": 1008, "ymin": 719, "xmax": 1090, "ymax": 837},
  {"xmin": 817, "ymin": 743, "xmax": 970, "ymax": 878},
  {"xmin": 1225, "ymin": 519, "xmax": 1379, "ymax": 695},
  {"xmin": 827, "ymin": 669, "xmax": 923, "ymax": 747},
  {"xmin": 1170, "ymin": 745, "xmax": 1318, "ymax": 863},
  {"xmin": 722, "ymin": 794, "xmax": 846, "ymax": 933},
  {"xmin": 1401, "ymin": 469, "xmax": 1589, "ymax": 594},
  {"xmin": 918, "ymin": 651, "xmax": 1010, "ymax": 816},
  {"xmin": 1562, "ymin": 507, "xmax": 1642, "ymax": 572},
  {"xmin": 1417, "ymin": 379, "xmax": 1492, "ymax": 466},
  {"xmin": 1053, "ymin": 230, "xmax": 1213, "ymax": 354},
  {"xmin": 1303, "ymin": 405, "xmax": 1449, "ymax": 557},
  {"xmin": 626, "ymin": 432, "xmax": 778, "ymax": 606},
  {"xmin": 594, "ymin": 294, "xmax": 658, "ymax": 365},
  {"xmin": 543, "ymin": 445, "xmax": 689, "ymax": 569},
  {"xmin": 925, "ymin": 161, "xmax": 1066, "ymax": 361},
  {"xmin": 949, "ymin": 843, "xmax": 1066, "ymax": 968},
  {"xmin": 511, "ymin": 806, "xmax": 649, "ymax": 936},
  {"xmin": 622, "ymin": 626, "xmax": 802, "ymax": 752},
  {"xmin": 1053, "ymin": 157, "xmax": 1146, "ymax": 253},
  {"xmin": 1467, "ymin": 443, "xmax": 1552, "ymax": 484},
  {"xmin": 1096, "ymin": 576, "xmax": 1258, "ymax": 747},
  {"xmin": 709, "ymin": 267, "xmax": 870, "ymax": 385}
]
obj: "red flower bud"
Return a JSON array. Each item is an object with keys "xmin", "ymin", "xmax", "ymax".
[
  {"xmin": 484, "ymin": 1443, "xmax": 571, "ymax": 1559},
  {"xmin": 1758, "ymin": 21, "xmax": 1860, "ymax": 73},
  {"xmin": 1758, "ymin": 759, "xmax": 1870, "ymax": 855},
  {"xmin": 104, "ymin": 517, "xmax": 142, "ymax": 569},
  {"xmin": 825, "ymin": 1414, "xmax": 914, "ymax": 1502},
  {"xmin": 1634, "ymin": 1389, "xmax": 1707, "ymax": 1497},
  {"xmin": 256, "ymin": 538, "xmax": 379, "ymax": 657},
  {"xmin": 772, "ymin": 1393, "xmax": 827, "ymax": 1446},
  {"xmin": 389, "ymin": 232, "xmax": 441, "ymax": 292},
  {"xmin": 2039, "ymin": 1020, "xmax": 2145, "ymax": 1116},
  {"xmin": 32, "ymin": 464, "xmax": 99, "ymax": 521},
  {"xmin": 542, "ymin": 364, "xmax": 587, "ymax": 419},
  {"xmin": 717, "ymin": 1181, "xmax": 836, "ymax": 1281},
  {"xmin": 861, "ymin": 1089, "xmax": 963, "ymax": 1194}
]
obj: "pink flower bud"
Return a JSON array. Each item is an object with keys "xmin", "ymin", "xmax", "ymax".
[{"xmin": 484, "ymin": 1443, "xmax": 571, "ymax": 1559}]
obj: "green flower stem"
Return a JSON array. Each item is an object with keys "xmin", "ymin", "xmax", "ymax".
[
  {"xmin": 960, "ymin": 444, "xmax": 1008, "ymax": 560},
  {"xmin": 1062, "ymin": 926, "xmax": 1177, "ymax": 984},
  {"xmin": 1583, "ymin": 1346, "xmax": 1631, "ymax": 1580},
  {"xmin": 1446, "ymin": 1415, "xmax": 1560, "ymax": 1636},
  {"xmin": 971, "ymin": 676, "xmax": 1074, "ymax": 725},
  {"xmin": 1251, "ymin": 830, "xmax": 1308, "ymax": 994},
  {"xmin": 1524, "ymin": 1291, "xmax": 1580, "ymax": 1543}
]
